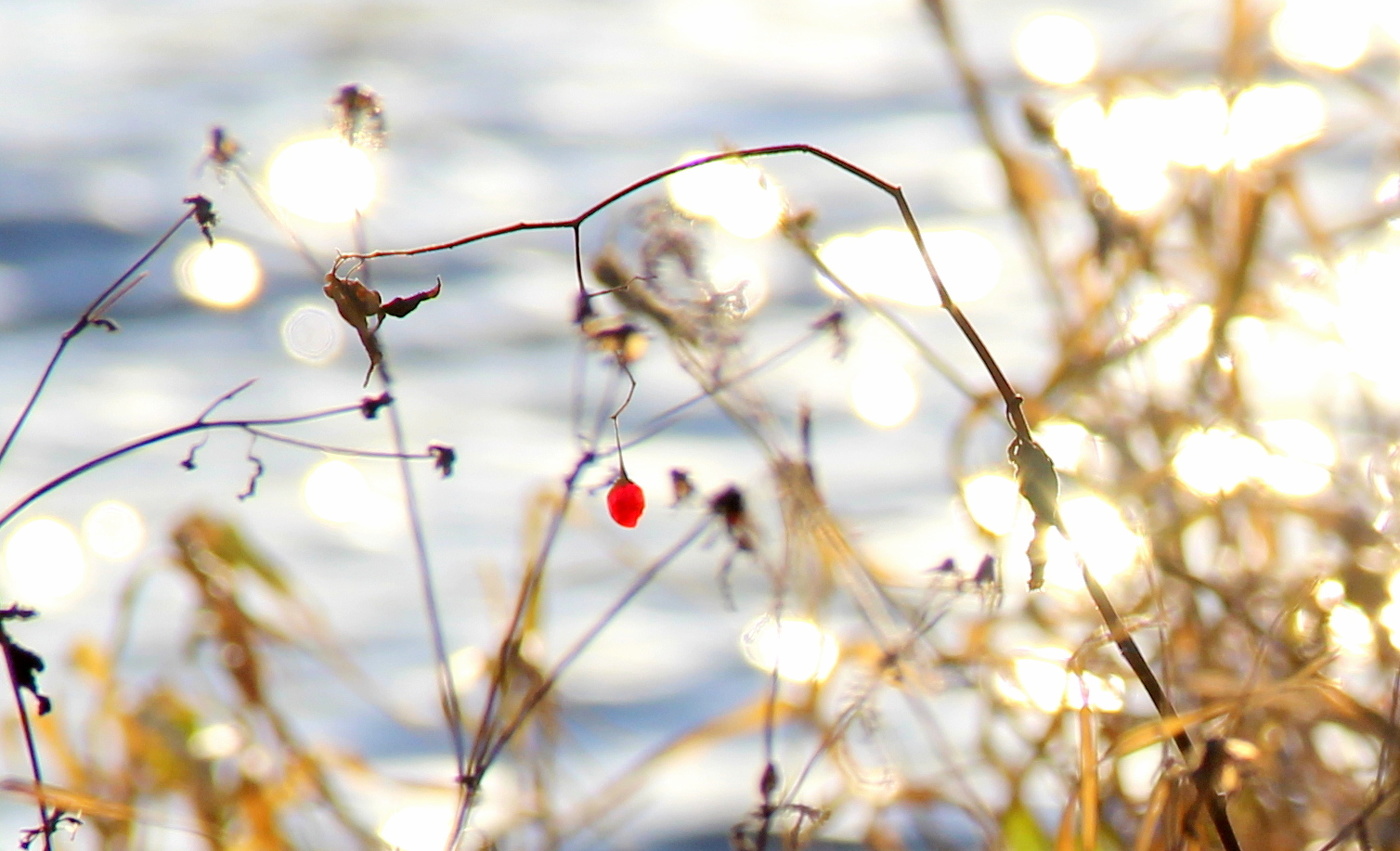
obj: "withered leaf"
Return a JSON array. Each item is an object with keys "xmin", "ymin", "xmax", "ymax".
[
  {"xmin": 323, "ymin": 273, "xmax": 381, "ymax": 332},
  {"xmin": 324, "ymin": 273, "xmax": 384, "ymax": 384},
  {"xmin": 380, "ymin": 278, "xmax": 442, "ymax": 318},
  {"xmin": 1009, "ymin": 437, "xmax": 1060, "ymax": 592},
  {"xmin": 1009, "ymin": 437, "xmax": 1061, "ymax": 529},
  {"xmin": 428, "ymin": 443, "xmax": 456, "ymax": 477},
  {"xmin": 183, "ymin": 195, "xmax": 217, "ymax": 246},
  {"xmin": 360, "ymin": 393, "xmax": 393, "ymax": 419},
  {"xmin": 3, "ymin": 638, "xmax": 51, "ymax": 715},
  {"xmin": 325, "ymin": 274, "xmax": 445, "ymax": 383},
  {"xmin": 1026, "ymin": 521, "xmax": 1051, "ymax": 591}
]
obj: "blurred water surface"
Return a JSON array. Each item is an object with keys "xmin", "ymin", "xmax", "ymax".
[{"xmin": 0, "ymin": 0, "xmax": 1355, "ymax": 847}]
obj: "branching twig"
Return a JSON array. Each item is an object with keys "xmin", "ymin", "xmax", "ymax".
[
  {"xmin": 0, "ymin": 394, "xmax": 433, "ymax": 533},
  {"xmin": 0, "ymin": 201, "xmax": 204, "ymax": 470}
]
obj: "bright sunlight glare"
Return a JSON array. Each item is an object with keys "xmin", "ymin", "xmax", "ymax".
[
  {"xmin": 1052, "ymin": 96, "xmax": 1172, "ymax": 213},
  {"xmin": 1316, "ymin": 578, "xmax": 1346, "ymax": 612},
  {"xmin": 81, "ymin": 500, "xmax": 145, "ymax": 561},
  {"xmin": 850, "ymin": 358, "xmax": 918, "ymax": 429},
  {"xmin": 187, "ymin": 723, "xmax": 243, "ymax": 760},
  {"xmin": 1162, "ymin": 87, "xmax": 1231, "ymax": 170},
  {"xmin": 378, "ymin": 801, "xmax": 456, "ymax": 851},
  {"xmin": 962, "ymin": 473, "xmax": 1023, "ymax": 537},
  {"xmin": 1172, "ymin": 427, "xmax": 1267, "ymax": 497},
  {"xmin": 1014, "ymin": 13, "xmax": 1098, "ymax": 86},
  {"xmin": 1335, "ymin": 240, "xmax": 1400, "ymax": 394},
  {"xmin": 1033, "ymin": 420, "xmax": 1093, "ymax": 474},
  {"xmin": 267, "ymin": 136, "xmax": 376, "ymax": 223},
  {"xmin": 175, "ymin": 239, "xmax": 262, "ymax": 309},
  {"xmin": 995, "ymin": 651, "xmax": 1125, "ymax": 714},
  {"xmin": 1255, "ymin": 419, "xmax": 1335, "ymax": 497},
  {"xmin": 302, "ymin": 459, "xmax": 375, "ymax": 524},
  {"xmin": 1329, "ymin": 603, "xmax": 1374, "ymax": 657},
  {"xmin": 1060, "ymin": 495, "xmax": 1140, "ymax": 581},
  {"xmin": 281, "ymin": 304, "xmax": 346, "ymax": 364},
  {"xmin": 1381, "ymin": 596, "xmax": 1400, "ymax": 652},
  {"xmin": 3, "ymin": 517, "xmax": 87, "ymax": 608},
  {"xmin": 1271, "ymin": 0, "xmax": 1373, "ymax": 70},
  {"xmin": 667, "ymin": 153, "xmax": 785, "ymax": 238},
  {"xmin": 1227, "ymin": 83, "xmax": 1326, "ymax": 167},
  {"xmin": 816, "ymin": 226, "xmax": 996, "ymax": 306},
  {"xmin": 923, "ymin": 229, "xmax": 1000, "ymax": 302},
  {"xmin": 740, "ymin": 615, "xmax": 840, "ymax": 683},
  {"xmin": 1053, "ymin": 83, "xmax": 1325, "ymax": 210},
  {"xmin": 707, "ymin": 251, "xmax": 771, "ymax": 317}
]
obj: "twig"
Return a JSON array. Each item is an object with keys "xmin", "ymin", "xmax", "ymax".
[
  {"xmin": 0, "ymin": 202, "xmax": 201, "ymax": 469},
  {"xmin": 0, "ymin": 395, "xmax": 424, "ymax": 533}
]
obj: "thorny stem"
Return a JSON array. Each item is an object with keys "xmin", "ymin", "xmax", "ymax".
[{"xmin": 0, "ymin": 204, "xmax": 199, "ymax": 470}]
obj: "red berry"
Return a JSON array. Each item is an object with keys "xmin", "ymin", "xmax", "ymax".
[{"xmin": 607, "ymin": 476, "xmax": 646, "ymax": 528}]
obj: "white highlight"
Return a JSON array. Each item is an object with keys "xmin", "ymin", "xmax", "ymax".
[
  {"xmin": 176, "ymin": 239, "xmax": 262, "ymax": 309},
  {"xmin": 267, "ymin": 136, "xmax": 376, "ymax": 223},
  {"xmin": 740, "ymin": 615, "xmax": 840, "ymax": 683},
  {"xmin": 1015, "ymin": 13, "xmax": 1098, "ymax": 86},
  {"xmin": 3, "ymin": 517, "xmax": 87, "ymax": 608}
]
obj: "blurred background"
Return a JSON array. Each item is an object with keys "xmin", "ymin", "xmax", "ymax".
[{"xmin": 4, "ymin": 0, "xmax": 1400, "ymax": 849}]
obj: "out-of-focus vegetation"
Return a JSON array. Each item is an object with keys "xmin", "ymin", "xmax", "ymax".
[{"xmin": 6, "ymin": 2, "xmax": 1400, "ymax": 850}]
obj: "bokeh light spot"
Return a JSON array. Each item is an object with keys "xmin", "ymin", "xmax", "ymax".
[
  {"xmin": 1336, "ymin": 240, "xmax": 1400, "ymax": 394},
  {"xmin": 706, "ymin": 251, "xmax": 770, "ymax": 317},
  {"xmin": 1033, "ymin": 420, "xmax": 1092, "ymax": 474},
  {"xmin": 281, "ymin": 304, "xmax": 345, "ymax": 364},
  {"xmin": 188, "ymin": 723, "xmax": 243, "ymax": 760},
  {"xmin": 962, "ymin": 473, "xmax": 1023, "ymax": 537},
  {"xmin": 923, "ymin": 229, "xmax": 1000, "ymax": 302},
  {"xmin": 1227, "ymin": 83, "xmax": 1325, "ymax": 167},
  {"xmin": 816, "ymin": 226, "xmax": 996, "ymax": 306},
  {"xmin": 175, "ymin": 239, "xmax": 262, "ymax": 310},
  {"xmin": 667, "ymin": 154, "xmax": 785, "ymax": 238},
  {"xmin": 1329, "ymin": 603, "xmax": 1374, "ymax": 656},
  {"xmin": 1015, "ymin": 13, "xmax": 1098, "ymax": 85},
  {"xmin": 1256, "ymin": 419, "xmax": 1334, "ymax": 497},
  {"xmin": 995, "ymin": 650, "xmax": 1125, "ymax": 713},
  {"xmin": 740, "ymin": 615, "xmax": 839, "ymax": 683},
  {"xmin": 378, "ymin": 802, "xmax": 456, "ymax": 851},
  {"xmin": 1053, "ymin": 83, "xmax": 1324, "ymax": 207},
  {"xmin": 302, "ymin": 459, "xmax": 374, "ymax": 524},
  {"xmin": 1172, "ymin": 427, "xmax": 1266, "ymax": 497},
  {"xmin": 267, "ymin": 136, "xmax": 376, "ymax": 223},
  {"xmin": 3, "ymin": 517, "xmax": 87, "ymax": 608},
  {"xmin": 850, "ymin": 359, "xmax": 918, "ymax": 429},
  {"xmin": 81, "ymin": 500, "xmax": 145, "ymax": 561},
  {"xmin": 1271, "ymin": 0, "xmax": 1372, "ymax": 70},
  {"xmin": 1058, "ymin": 494, "xmax": 1141, "ymax": 582}
]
